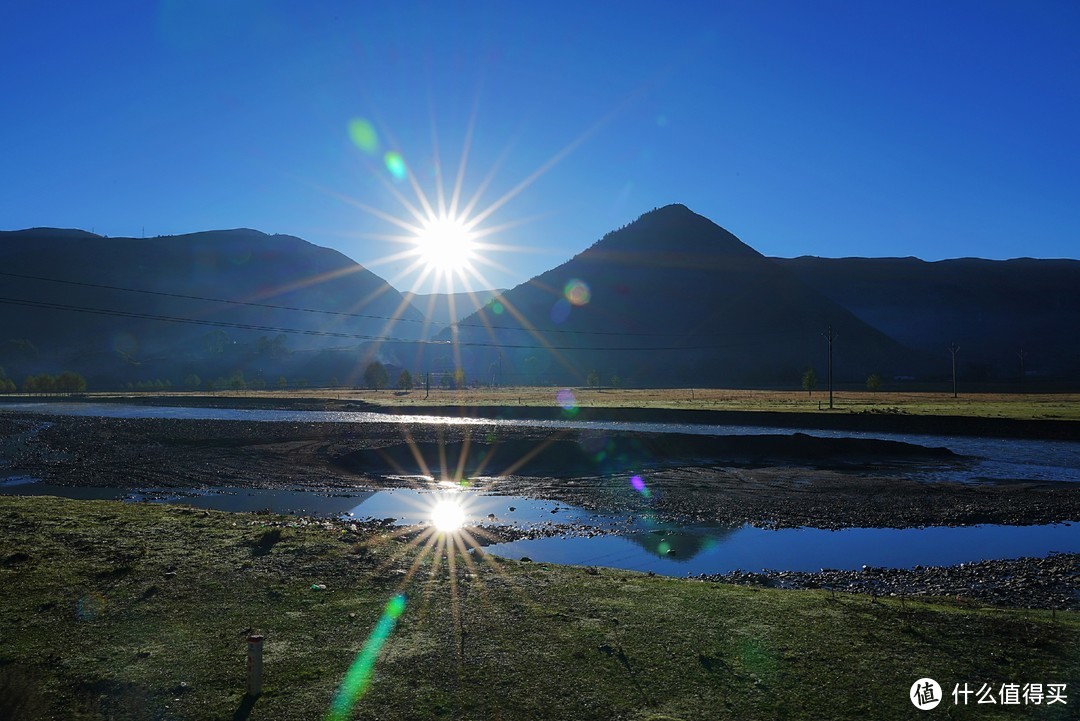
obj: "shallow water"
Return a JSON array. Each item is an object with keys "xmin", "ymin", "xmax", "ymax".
[
  {"xmin": 3, "ymin": 479, "xmax": 1076, "ymax": 574},
  {"xmin": 4, "ymin": 401, "xmax": 1080, "ymax": 483},
  {"xmin": 485, "ymin": 523, "xmax": 1080, "ymax": 575}
]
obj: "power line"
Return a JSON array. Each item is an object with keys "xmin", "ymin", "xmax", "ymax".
[
  {"xmin": 0, "ymin": 271, "xmax": 701, "ymax": 338},
  {"xmin": 0, "ymin": 296, "xmax": 772, "ymax": 352}
]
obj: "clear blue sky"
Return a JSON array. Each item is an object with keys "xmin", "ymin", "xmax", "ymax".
[{"xmin": 3, "ymin": 1, "xmax": 1077, "ymax": 293}]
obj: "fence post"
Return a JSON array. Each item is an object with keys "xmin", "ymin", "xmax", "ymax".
[{"xmin": 246, "ymin": 634, "xmax": 264, "ymax": 697}]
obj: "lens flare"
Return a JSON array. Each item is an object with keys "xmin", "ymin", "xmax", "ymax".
[
  {"xmin": 76, "ymin": 593, "xmax": 107, "ymax": 621},
  {"xmin": 348, "ymin": 118, "xmax": 379, "ymax": 155},
  {"xmin": 630, "ymin": 474, "xmax": 652, "ymax": 499},
  {"xmin": 550, "ymin": 298, "xmax": 571, "ymax": 324},
  {"xmin": 564, "ymin": 278, "xmax": 591, "ymax": 306},
  {"xmin": 325, "ymin": 594, "xmax": 407, "ymax": 721},
  {"xmin": 556, "ymin": 389, "xmax": 578, "ymax": 417},
  {"xmin": 384, "ymin": 151, "xmax": 407, "ymax": 181}
]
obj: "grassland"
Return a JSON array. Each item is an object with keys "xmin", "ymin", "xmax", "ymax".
[
  {"xmin": 1, "ymin": 496, "xmax": 1076, "ymax": 720},
  {"xmin": 55, "ymin": 387, "xmax": 1080, "ymax": 422}
]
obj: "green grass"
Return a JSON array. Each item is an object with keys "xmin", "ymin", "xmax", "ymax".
[{"xmin": 1, "ymin": 496, "xmax": 1076, "ymax": 720}]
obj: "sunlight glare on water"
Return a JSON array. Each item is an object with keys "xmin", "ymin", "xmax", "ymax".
[{"xmin": 430, "ymin": 497, "xmax": 466, "ymax": 532}]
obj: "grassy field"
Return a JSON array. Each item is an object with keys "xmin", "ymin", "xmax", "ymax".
[
  {"xmin": 63, "ymin": 387, "xmax": 1080, "ymax": 421},
  {"xmin": 1, "ymin": 496, "xmax": 1076, "ymax": 720}
]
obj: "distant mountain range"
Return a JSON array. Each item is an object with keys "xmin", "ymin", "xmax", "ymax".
[
  {"xmin": 774, "ymin": 255, "xmax": 1080, "ymax": 381},
  {"xmin": 2, "ymin": 206, "xmax": 1078, "ymax": 390},
  {"xmin": 0, "ymin": 228, "xmax": 425, "ymax": 387},
  {"xmin": 440, "ymin": 204, "xmax": 919, "ymax": 387}
]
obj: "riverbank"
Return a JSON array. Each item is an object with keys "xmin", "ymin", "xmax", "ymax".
[
  {"xmin": 6, "ymin": 389, "xmax": 1080, "ymax": 438},
  {"xmin": 1, "ymin": 495, "xmax": 1076, "ymax": 720},
  {"xmin": 4, "ymin": 412, "xmax": 1079, "ymax": 530}
]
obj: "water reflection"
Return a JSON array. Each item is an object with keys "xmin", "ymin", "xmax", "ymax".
[
  {"xmin": 488, "ymin": 523, "xmax": 1080, "ymax": 575},
  {"xmin": 1, "ymin": 478, "xmax": 1075, "ymax": 575}
]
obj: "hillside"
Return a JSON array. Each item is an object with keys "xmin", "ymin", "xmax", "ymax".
[
  {"xmin": 436, "ymin": 205, "xmax": 919, "ymax": 387},
  {"xmin": 403, "ymin": 289, "xmax": 506, "ymax": 337},
  {"xmin": 0, "ymin": 228, "xmax": 426, "ymax": 387},
  {"xmin": 776, "ymin": 256, "xmax": 1080, "ymax": 382}
]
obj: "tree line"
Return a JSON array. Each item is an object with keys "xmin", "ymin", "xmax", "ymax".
[{"xmin": 14, "ymin": 371, "xmax": 87, "ymax": 394}]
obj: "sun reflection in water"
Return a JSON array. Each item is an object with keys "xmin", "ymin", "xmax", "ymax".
[{"xmin": 430, "ymin": 496, "xmax": 467, "ymax": 533}]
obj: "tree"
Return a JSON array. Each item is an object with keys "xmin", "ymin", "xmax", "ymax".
[
  {"xmin": 610, "ymin": 374, "xmax": 621, "ymax": 389},
  {"xmin": 56, "ymin": 371, "xmax": 87, "ymax": 393},
  {"xmin": 398, "ymin": 369, "xmax": 413, "ymax": 391},
  {"xmin": 586, "ymin": 369, "xmax": 600, "ymax": 389},
  {"xmin": 802, "ymin": 368, "xmax": 818, "ymax": 397},
  {"xmin": 184, "ymin": 374, "xmax": 201, "ymax": 390},
  {"xmin": 363, "ymin": 362, "xmax": 388, "ymax": 390},
  {"xmin": 453, "ymin": 368, "xmax": 466, "ymax": 389},
  {"xmin": 277, "ymin": 376, "xmax": 288, "ymax": 391},
  {"xmin": 866, "ymin": 373, "xmax": 882, "ymax": 392}
]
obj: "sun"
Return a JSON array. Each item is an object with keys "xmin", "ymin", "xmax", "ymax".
[{"xmin": 414, "ymin": 215, "xmax": 476, "ymax": 274}]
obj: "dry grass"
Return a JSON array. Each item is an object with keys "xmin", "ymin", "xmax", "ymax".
[{"xmin": 76, "ymin": 387, "xmax": 1080, "ymax": 421}]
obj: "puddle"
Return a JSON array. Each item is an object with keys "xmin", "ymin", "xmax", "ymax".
[
  {"xmin": 1, "ymin": 476, "xmax": 40, "ymax": 487},
  {"xmin": 485, "ymin": 523, "xmax": 1080, "ymax": 575},
  {"xmin": 2, "ymin": 480, "xmax": 1076, "ymax": 576}
]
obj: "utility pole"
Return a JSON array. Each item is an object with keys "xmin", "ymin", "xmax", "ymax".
[
  {"xmin": 424, "ymin": 371, "xmax": 430, "ymax": 399},
  {"xmin": 1018, "ymin": 348, "xmax": 1027, "ymax": 391},
  {"xmin": 823, "ymin": 325, "xmax": 836, "ymax": 410},
  {"xmin": 948, "ymin": 343, "xmax": 960, "ymax": 399}
]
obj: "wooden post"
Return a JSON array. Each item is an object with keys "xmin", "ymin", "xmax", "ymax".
[{"xmin": 247, "ymin": 634, "xmax": 264, "ymax": 697}]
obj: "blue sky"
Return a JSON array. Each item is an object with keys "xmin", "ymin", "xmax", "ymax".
[{"xmin": 2, "ymin": 1, "xmax": 1077, "ymax": 293}]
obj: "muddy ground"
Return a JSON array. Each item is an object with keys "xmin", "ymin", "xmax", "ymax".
[{"xmin": 2, "ymin": 412, "xmax": 1078, "ymax": 531}]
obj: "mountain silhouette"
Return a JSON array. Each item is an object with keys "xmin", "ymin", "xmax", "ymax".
[
  {"xmin": 403, "ymin": 289, "xmax": 506, "ymax": 338},
  {"xmin": 0, "ymin": 227, "xmax": 425, "ymax": 386},
  {"xmin": 776, "ymin": 255, "xmax": 1080, "ymax": 381},
  {"xmin": 439, "ymin": 205, "xmax": 916, "ymax": 386}
]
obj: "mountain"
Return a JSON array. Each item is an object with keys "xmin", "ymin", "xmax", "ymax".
[
  {"xmin": 775, "ymin": 256, "xmax": 1080, "ymax": 381},
  {"xmin": 435, "ymin": 205, "xmax": 919, "ymax": 387},
  {"xmin": 403, "ymin": 289, "xmax": 506, "ymax": 337},
  {"xmin": 0, "ymin": 228, "xmax": 426, "ymax": 387}
]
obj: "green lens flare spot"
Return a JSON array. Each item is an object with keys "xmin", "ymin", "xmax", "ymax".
[
  {"xmin": 348, "ymin": 118, "xmax": 379, "ymax": 155},
  {"xmin": 384, "ymin": 151, "xmax": 407, "ymax": 181}
]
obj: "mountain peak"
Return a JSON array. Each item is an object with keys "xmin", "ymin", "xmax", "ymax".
[{"xmin": 583, "ymin": 204, "xmax": 761, "ymax": 264}]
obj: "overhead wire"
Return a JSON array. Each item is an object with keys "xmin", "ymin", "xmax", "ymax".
[
  {"xmin": 0, "ymin": 295, "xmax": 775, "ymax": 352},
  {"xmin": 0, "ymin": 270, "xmax": 699, "ymax": 338}
]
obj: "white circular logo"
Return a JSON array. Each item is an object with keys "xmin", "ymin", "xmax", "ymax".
[{"xmin": 910, "ymin": 678, "xmax": 942, "ymax": 710}]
